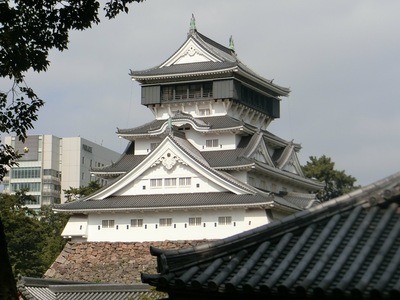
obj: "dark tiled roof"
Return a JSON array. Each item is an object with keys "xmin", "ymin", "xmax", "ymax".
[
  {"xmin": 201, "ymin": 149, "xmax": 253, "ymax": 168},
  {"xmin": 117, "ymin": 119, "xmax": 166, "ymax": 135},
  {"xmin": 130, "ymin": 31, "xmax": 289, "ymax": 95},
  {"xmin": 141, "ymin": 171, "xmax": 400, "ymax": 300},
  {"xmin": 18, "ymin": 277, "xmax": 164, "ymax": 300},
  {"xmin": 197, "ymin": 116, "xmax": 245, "ymax": 130},
  {"xmin": 93, "ymin": 153, "xmax": 146, "ymax": 174},
  {"xmin": 280, "ymin": 191, "xmax": 320, "ymax": 209},
  {"xmin": 54, "ymin": 192, "xmax": 273, "ymax": 213},
  {"xmin": 130, "ymin": 61, "xmax": 237, "ymax": 77},
  {"xmin": 117, "ymin": 115, "xmax": 245, "ymax": 135}
]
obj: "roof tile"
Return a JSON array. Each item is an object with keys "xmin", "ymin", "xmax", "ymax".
[{"xmin": 141, "ymin": 171, "xmax": 400, "ymax": 299}]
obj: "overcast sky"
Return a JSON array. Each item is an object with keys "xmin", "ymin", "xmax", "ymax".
[{"xmin": 11, "ymin": 0, "xmax": 400, "ymax": 186}]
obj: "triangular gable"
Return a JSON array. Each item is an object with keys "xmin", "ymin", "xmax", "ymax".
[
  {"xmin": 90, "ymin": 135, "xmax": 254, "ymax": 200},
  {"xmin": 276, "ymin": 143, "xmax": 305, "ymax": 177},
  {"xmin": 242, "ymin": 132, "xmax": 275, "ymax": 167},
  {"xmin": 160, "ymin": 37, "xmax": 222, "ymax": 67}
]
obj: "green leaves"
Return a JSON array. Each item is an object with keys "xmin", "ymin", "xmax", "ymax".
[
  {"xmin": 0, "ymin": 0, "xmax": 143, "ymax": 290},
  {"xmin": 303, "ymin": 155, "xmax": 358, "ymax": 201},
  {"xmin": 0, "ymin": 192, "xmax": 68, "ymax": 278},
  {"xmin": 104, "ymin": 0, "xmax": 144, "ymax": 19},
  {"xmin": 0, "ymin": 0, "xmax": 145, "ymax": 182},
  {"xmin": 0, "ymin": 81, "xmax": 44, "ymax": 180},
  {"xmin": 63, "ymin": 180, "xmax": 102, "ymax": 202},
  {"xmin": 0, "ymin": 0, "xmax": 103, "ymax": 79}
]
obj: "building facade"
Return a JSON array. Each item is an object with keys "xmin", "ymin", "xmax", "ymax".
[
  {"xmin": 55, "ymin": 17, "xmax": 323, "ymax": 242},
  {"xmin": 2, "ymin": 135, "xmax": 120, "ymax": 209}
]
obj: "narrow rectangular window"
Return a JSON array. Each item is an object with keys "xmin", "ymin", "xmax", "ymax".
[
  {"xmin": 150, "ymin": 178, "xmax": 162, "ymax": 188},
  {"xmin": 218, "ymin": 216, "xmax": 232, "ymax": 225},
  {"xmin": 164, "ymin": 178, "xmax": 177, "ymax": 187},
  {"xmin": 159, "ymin": 218, "xmax": 172, "ymax": 227},
  {"xmin": 206, "ymin": 139, "xmax": 219, "ymax": 148},
  {"xmin": 199, "ymin": 108, "xmax": 210, "ymax": 116},
  {"xmin": 189, "ymin": 217, "xmax": 202, "ymax": 226},
  {"xmin": 102, "ymin": 220, "xmax": 115, "ymax": 228},
  {"xmin": 179, "ymin": 177, "xmax": 191, "ymax": 186},
  {"xmin": 130, "ymin": 219, "xmax": 143, "ymax": 227}
]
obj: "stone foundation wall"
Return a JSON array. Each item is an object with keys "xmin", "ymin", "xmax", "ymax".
[{"xmin": 44, "ymin": 240, "xmax": 211, "ymax": 283}]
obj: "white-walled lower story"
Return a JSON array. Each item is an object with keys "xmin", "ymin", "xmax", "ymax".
[{"xmin": 63, "ymin": 208, "xmax": 272, "ymax": 242}]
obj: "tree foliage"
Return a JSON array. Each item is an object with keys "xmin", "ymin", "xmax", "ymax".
[
  {"xmin": 0, "ymin": 191, "xmax": 68, "ymax": 278},
  {"xmin": 63, "ymin": 180, "xmax": 102, "ymax": 202},
  {"xmin": 303, "ymin": 155, "xmax": 358, "ymax": 201},
  {"xmin": 0, "ymin": 0, "xmax": 143, "ymax": 294},
  {"xmin": 0, "ymin": 218, "xmax": 18, "ymax": 300},
  {"xmin": 0, "ymin": 0, "xmax": 143, "ymax": 181}
]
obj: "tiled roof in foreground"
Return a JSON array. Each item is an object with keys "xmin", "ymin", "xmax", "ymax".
[
  {"xmin": 18, "ymin": 277, "xmax": 165, "ymax": 300},
  {"xmin": 142, "ymin": 171, "xmax": 400, "ymax": 300}
]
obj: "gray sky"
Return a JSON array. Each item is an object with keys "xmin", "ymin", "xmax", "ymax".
[{"xmin": 15, "ymin": 0, "xmax": 400, "ymax": 186}]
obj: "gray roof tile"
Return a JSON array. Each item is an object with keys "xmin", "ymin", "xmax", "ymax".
[
  {"xmin": 117, "ymin": 115, "xmax": 244, "ymax": 135},
  {"xmin": 130, "ymin": 60, "xmax": 237, "ymax": 77},
  {"xmin": 18, "ymin": 277, "xmax": 164, "ymax": 300},
  {"xmin": 141, "ymin": 171, "xmax": 400, "ymax": 299},
  {"xmin": 54, "ymin": 193, "xmax": 273, "ymax": 213}
]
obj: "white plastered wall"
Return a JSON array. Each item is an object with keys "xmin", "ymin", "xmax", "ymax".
[{"xmin": 82, "ymin": 208, "xmax": 269, "ymax": 242}]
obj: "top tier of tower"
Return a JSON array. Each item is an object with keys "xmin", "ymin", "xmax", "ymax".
[{"xmin": 130, "ymin": 15, "xmax": 290, "ymax": 129}]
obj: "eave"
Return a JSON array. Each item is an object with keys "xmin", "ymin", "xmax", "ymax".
[
  {"xmin": 118, "ymin": 125, "xmax": 247, "ymax": 141},
  {"xmin": 54, "ymin": 201, "xmax": 275, "ymax": 214},
  {"xmin": 235, "ymin": 66, "xmax": 290, "ymax": 97},
  {"xmin": 253, "ymin": 162, "xmax": 324, "ymax": 191},
  {"xmin": 130, "ymin": 67, "xmax": 237, "ymax": 83},
  {"xmin": 91, "ymin": 171, "xmax": 124, "ymax": 178}
]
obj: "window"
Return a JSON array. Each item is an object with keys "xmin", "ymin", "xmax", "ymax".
[
  {"xmin": 11, "ymin": 182, "xmax": 41, "ymax": 192},
  {"xmin": 176, "ymin": 85, "xmax": 187, "ymax": 99},
  {"xmin": 161, "ymin": 82, "xmax": 212, "ymax": 101},
  {"xmin": 82, "ymin": 156, "xmax": 85, "ymax": 164},
  {"xmin": 102, "ymin": 220, "xmax": 115, "ymax": 228},
  {"xmin": 189, "ymin": 217, "xmax": 202, "ymax": 226},
  {"xmin": 11, "ymin": 167, "xmax": 41, "ymax": 179},
  {"xmin": 206, "ymin": 139, "xmax": 219, "ymax": 148},
  {"xmin": 199, "ymin": 108, "xmax": 211, "ymax": 116},
  {"xmin": 24, "ymin": 195, "xmax": 40, "ymax": 205},
  {"xmin": 164, "ymin": 178, "xmax": 177, "ymax": 187},
  {"xmin": 150, "ymin": 178, "xmax": 162, "ymax": 188},
  {"xmin": 131, "ymin": 219, "xmax": 143, "ymax": 227},
  {"xmin": 218, "ymin": 216, "xmax": 232, "ymax": 225},
  {"xmin": 159, "ymin": 218, "xmax": 172, "ymax": 227},
  {"xmin": 179, "ymin": 177, "xmax": 191, "ymax": 186}
]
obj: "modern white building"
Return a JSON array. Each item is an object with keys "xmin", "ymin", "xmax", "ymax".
[
  {"xmin": 55, "ymin": 17, "xmax": 323, "ymax": 242},
  {"xmin": 2, "ymin": 135, "xmax": 120, "ymax": 209}
]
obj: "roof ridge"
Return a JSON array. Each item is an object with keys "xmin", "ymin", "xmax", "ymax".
[{"xmin": 195, "ymin": 31, "xmax": 234, "ymax": 57}]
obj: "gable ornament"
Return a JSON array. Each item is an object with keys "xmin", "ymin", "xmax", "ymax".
[{"xmin": 152, "ymin": 151, "xmax": 186, "ymax": 170}]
